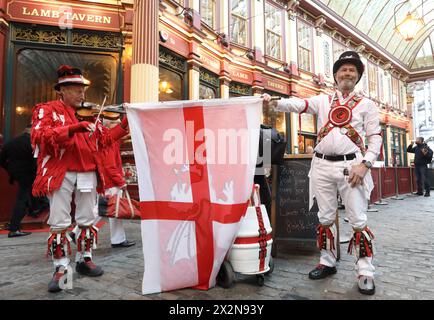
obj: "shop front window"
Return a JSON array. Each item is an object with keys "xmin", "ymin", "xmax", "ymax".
[
  {"xmin": 14, "ymin": 48, "xmax": 118, "ymax": 137},
  {"xmin": 199, "ymin": 69, "xmax": 219, "ymax": 99},
  {"xmin": 299, "ymin": 113, "xmax": 317, "ymax": 154},
  {"xmin": 199, "ymin": 85, "xmax": 216, "ymax": 99},
  {"xmin": 159, "ymin": 48, "xmax": 187, "ymax": 102},
  {"xmin": 390, "ymin": 127, "xmax": 406, "ymax": 166},
  {"xmin": 230, "ymin": 0, "xmax": 248, "ymax": 47},
  {"xmin": 159, "ymin": 68, "xmax": 183, "ymax": 101}
]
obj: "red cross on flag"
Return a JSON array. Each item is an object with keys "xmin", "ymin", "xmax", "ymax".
[{"xmin": 126, "ymin": 97, "xmax": 262, "ymax": 294}]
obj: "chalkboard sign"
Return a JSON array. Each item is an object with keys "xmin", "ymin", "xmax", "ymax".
[{"xmin": 271, "ymin": 155, "xmax": 319, "ymax": 251}]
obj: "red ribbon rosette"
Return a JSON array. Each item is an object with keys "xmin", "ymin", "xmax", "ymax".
[{"xmin": 328, "ymin": 105, "xmax": 352, "ymax": 127}]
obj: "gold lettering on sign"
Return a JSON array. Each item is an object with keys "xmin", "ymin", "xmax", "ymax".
[
  {"xmin": 232, "ymin": 71, "xmax": 248, "ymax": 79},
  {"xmin": 267, "ymin": 80, "xmax": 284, "ymax": 91},
  {"xmin": 41, "ymin": 9, "xmax": 50, "ymax": 17},
  {"xmin": 201, "ymin": 55, "xmax": 219, "ymax": 70},
  {"xmin": 20, "ymin": 6, "xmax": 112, "ymax": 24}
]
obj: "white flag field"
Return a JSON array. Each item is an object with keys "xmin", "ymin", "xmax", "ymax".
[{"xmin": 126, "ymin": 97, "xmax": 262, "ymax": 294}]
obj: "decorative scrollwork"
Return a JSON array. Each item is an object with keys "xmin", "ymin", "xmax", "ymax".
[
  {"xmin": 14, "ymin": 27, "xmax": 67, "ymax": 44},
  {"xmin": 200, "ymin": 69, "xmax": 219, "ymax": 87},
  {"xmin": 159, "ymin": 50, "xmax": 186, "ymax": 72},
  {"xmin": 229, "ymin": 82, "xmax": 252, "ymax": 96},
  {"xmin": 72, "ymin": 33, "xmax": 121, "ymax": 49}
]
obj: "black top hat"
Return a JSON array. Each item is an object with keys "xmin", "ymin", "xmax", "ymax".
[
  {"xmin": 54, "ymin": 65, "xmax": 90, "ymax": 91},
  {"xmin": 333, "ymin": 51, "xmax": 364, "ymax": 84}
]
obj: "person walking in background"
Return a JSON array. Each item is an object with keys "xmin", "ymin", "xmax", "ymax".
[
  {"xmin": 407, "ymin": 137, "xmax": 433, "ymax": 197},
  {"xmin": 0, "ymin": 125, "xmax": 34, "ymax": 237}
]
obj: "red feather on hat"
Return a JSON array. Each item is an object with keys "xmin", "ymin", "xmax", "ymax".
[{"xmin": 57, "ymin": 65, "xmax": 73, "ymax": 76}]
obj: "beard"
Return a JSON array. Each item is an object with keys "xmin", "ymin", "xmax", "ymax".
[{"xmin": 338, "ymin": 79, "xmax": 356, "ymax": 92}]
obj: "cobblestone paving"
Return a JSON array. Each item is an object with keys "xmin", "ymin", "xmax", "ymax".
[{"xmin": 1, "ymin": 193, "xmax": 434, "ymax": 300}]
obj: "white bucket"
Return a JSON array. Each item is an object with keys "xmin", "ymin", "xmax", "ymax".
[{"xmin": 228, "ymin": 204, "xmax": 273, "ymax": 274}]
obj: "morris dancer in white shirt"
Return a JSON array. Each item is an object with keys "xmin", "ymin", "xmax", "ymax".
[{"xmin": 263, "ymin": 51, "xmax": 382, "ymax": 295}]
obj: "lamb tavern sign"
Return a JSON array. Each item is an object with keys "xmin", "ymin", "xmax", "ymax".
[{"xmin": 6, "ymin": 0, "xmax": 124, "ymax": 32}]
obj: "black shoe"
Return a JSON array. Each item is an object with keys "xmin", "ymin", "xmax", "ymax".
[
  {"xmin": 8, "ymin": 230, "xmax": 31, "ymax": 238},
  {"xmin": 424, "ymin": 192, "xmax": 430, "ymax": 197},
  {"xmin": 48, "ymin": 267, "xmax": 67, "ymax": 293},
  {"xmin": 111, "ymin": 240, "xmax": 136, "ymax": 248},
  {"xmin": 416, "ymin": 191, "xmax": 424, "ymax": 195},
  {"xmin": 76, "ymin": 260, "xmax": 104, "ymax": 277},
  {"xmin": 358, "ymin": 276, "xmax": 375, "ymax": 295},
  {"xmin": 308, "ymin": 264, "xmax": 337, "ymax": 280}
]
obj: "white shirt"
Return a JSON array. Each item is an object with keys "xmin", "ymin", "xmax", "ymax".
[{"xmin": 276, "ymin": 90, "xmax": 382, "ymax": 163}]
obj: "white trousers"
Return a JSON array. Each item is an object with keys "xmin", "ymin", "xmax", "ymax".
[
  {"xmin": 48, "ymin": 171, "xmax": 97, "ymax": 229},
  {"xmin": 310, "ymin": 155, "xmax": 375, "ymax": 278},
  {"xmin": 48, "ymin": 171, "xmax": 98, "ymax": 267}
]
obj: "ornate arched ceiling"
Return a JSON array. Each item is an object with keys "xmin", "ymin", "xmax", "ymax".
[{"xmin": 317, "ymin": 0, "xmax": 434, "ymax": 70}]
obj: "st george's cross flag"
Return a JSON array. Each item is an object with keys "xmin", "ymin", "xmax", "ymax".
[{"xmin": 126, "ymin": 97, "xmax": 262, "ymax": 294}]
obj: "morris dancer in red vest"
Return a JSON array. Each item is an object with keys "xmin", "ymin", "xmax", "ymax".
[
  {"xmin": 263, "ymin": 51, "xmax": 382, "ymax": 295},
  {"xmin": 31, "ymin": 65, "xmax": 129, "ymax": 293}
]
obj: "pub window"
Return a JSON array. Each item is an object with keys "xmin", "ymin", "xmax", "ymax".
[
  {"xmin": 229, "ymin": 82, "xmax": 252, "ymax": 97},
  {"xmin": 200, "ymin": 0, "xmax": 216, "ymax": 29},
  {"xmin": 199, "ymin": 69, "xmax": 220, "ymax": 99},
  {"xmin": 14, "ymin": 49, "xmax": 118, "ymax": 136},
  {"xmin": 391, "ymin": 76, "xmax": 400, "ymax": 110},
  {"xmin": 230, "ymin": 0, "xmax": 248, "ymax": 47},
  {"xmin": 264, "ymin": 2, "xmax": 283, "ymax": 60},
  {"xmin": 368, "ymin": 63, "xmax": 378, "ymax": 100},
  {"xmin": 7, "ymin": 24, "xmax": 122, "ymax": 138},
  {"xmin": 159, "ymin": 48, "xmax": 187, "ymax": 102},
  {"xmin": 297, "ymin": 20, "xmax": 313, "ymax": 72}
]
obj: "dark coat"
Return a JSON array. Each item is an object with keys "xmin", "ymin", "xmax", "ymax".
[
  {"xmin": 407, "ymin": 143, "xmax": 433, "ymax": 166},
  {"xmin": 0, "ymin": 132, "xmax": 36, "ymax": 183}
]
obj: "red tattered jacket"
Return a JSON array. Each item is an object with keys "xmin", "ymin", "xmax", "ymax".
[
  {"xmin": 30, "ymin": 100, "xmax": 128, "ymax": 196},
  {"xmin": 98, "ymin": 140, "xmax": 126, "ymax": 190}
]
